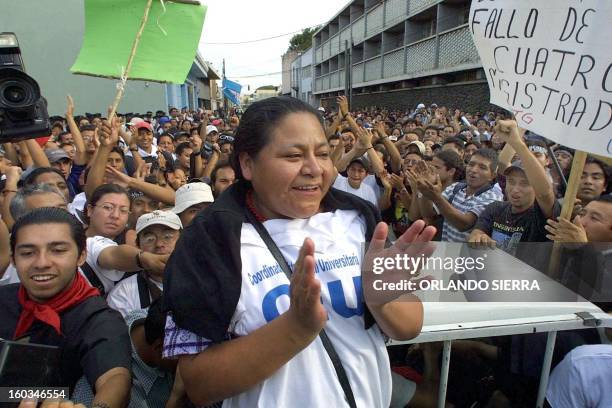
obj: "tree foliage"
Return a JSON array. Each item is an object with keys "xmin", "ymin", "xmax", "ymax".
[{"xmin": 288, "ymin": 26, "xmax": 320, "ymax": 52}]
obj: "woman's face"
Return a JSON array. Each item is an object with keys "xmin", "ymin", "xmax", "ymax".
[
  {"xmin": 87, "ymin": 193, "xmax": 130, "ymax": 238},
  {"xmin": 240, "ymin": 112, "xmax": 334, "ymax": 220},
  {"xmin": 181, "ymin": 121, "xmax": 192, "ymax": 131}
]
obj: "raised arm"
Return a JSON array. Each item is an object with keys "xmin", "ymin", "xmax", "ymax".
[
  {"xmin": 97, "ymin": 243, "xmax": 169, "ymax": 274},
  {"xmin": 66, "ymin": 95, "xmax": 88, "ymax": 166},
  {"xmin": 85, "ymin": 120, "xmax": 118, "ymax": 199},
  {"xmin": 106, "ymin": 166, "xmax": 176, "ymax": 206},
  {"xmin": 359, "ymin": 128, "xmax": 385, "ymax": 176},
  {"xmin": 496, "ymin": 120, "xmax": 555, "ymax": 217},
  {"xmin": 24, "ymin": 139, "xmax": 50, "ymax": 168},
  {"xmin": 0, "ymin": 166, "xmax": 22, "ymax": 230},
  {"xmin": 375, "ymin": 122, "xmax": 401, "ymax": 173}
]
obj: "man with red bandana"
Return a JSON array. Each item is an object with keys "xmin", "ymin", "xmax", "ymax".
[{"xmin": 0, "ymin": 208, "xmax": 131, "ymax": 408}]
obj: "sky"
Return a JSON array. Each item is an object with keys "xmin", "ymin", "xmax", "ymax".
[{"xmin": 196, "ymin": 0, "xmax": 349, "ymax": 93}]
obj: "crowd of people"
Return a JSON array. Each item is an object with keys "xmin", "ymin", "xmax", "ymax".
[{"xmin": 0, "ymin": 94, "xmax": 610, "ymax": 408}]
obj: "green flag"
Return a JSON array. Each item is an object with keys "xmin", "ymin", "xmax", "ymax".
[{"xmin": 71, "ymin": 0, "xmax": 206, "ymax": 84}]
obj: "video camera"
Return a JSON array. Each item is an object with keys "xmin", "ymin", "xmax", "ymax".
[{"xmin": 0, "ymin": 32, "xmax": 50, "ymax": 142}]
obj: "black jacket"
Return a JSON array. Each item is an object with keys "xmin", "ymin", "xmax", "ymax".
[{"xmin": 163, "ymin": 180, "xmax": 382, "ymax": 341}]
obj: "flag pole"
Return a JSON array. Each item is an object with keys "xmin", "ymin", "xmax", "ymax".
[{"xmin": 107, "ymin": 0, "xmax": 154, "ymax": 122}]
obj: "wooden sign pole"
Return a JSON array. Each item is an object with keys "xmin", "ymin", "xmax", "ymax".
[
  {"xmin": 107, "ymin": 0, "xmax": 154, "ymax": 122},
  {"xmin": 548, "ymin": 150, "xmax": 588, "ymax": 276}
]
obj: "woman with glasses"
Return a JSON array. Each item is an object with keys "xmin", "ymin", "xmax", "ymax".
[{"xmin": 83, "ymin": 184, "xmax": 169, "ymax": 296}]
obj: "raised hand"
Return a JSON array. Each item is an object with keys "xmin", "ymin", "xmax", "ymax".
[
  {"xmin": 355, "ymin": 127, "xmax": 373, "ymax": 149},
  {"xmin": 362, "ymin": 221, "xmax": 436, "ymax": 304},
  {"xmin": 66, "ymin": 95, "xmax": 75, "ymax": 118},
  {"xmin": 375, "ymin": 121, "xmax": 387, "ymax": 139},
  {"xmin": 545, "ymin": 216, "xmax": 588, "ymax": 244},
  {"xmin": 494, "ymin": 119, "xmax": 523, "ymax": 147},
  {"xmin": 337, "ymin": 95, "xmax": 349, "ymax": 117},
  {"xmin": 287, "ymin": 238, "xmax": 327, "ymax": 339},
  {"xmin": 389, "ymin": 173, "xmax": 405, "ymax": 191},
  {"xmin": 416, "ymin": 173, "xmax": 442, "ymax": 201},
  {"xmin": 105, "ymin": 165, "xmax": 131, "ymax": 185},
  {"xmin": 4, "ymin": 165, "xmax": 22, "ymax": 184},
  {"xmin": 98, "ymin": 120, "xmax": 119, "ymax": 148},
  {"xmin": 140, "ymin": 252, "xmax": 171, "ymax": 274},
  {"xmin": 189, "ymin": 134, "xmax": 203, "ymax": 151}
]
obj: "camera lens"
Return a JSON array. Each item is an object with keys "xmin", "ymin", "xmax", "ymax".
[{"xmin": 3, "ymin": 85, "xmax": 26, "ymax": 104}]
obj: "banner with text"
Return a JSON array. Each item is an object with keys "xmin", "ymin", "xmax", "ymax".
[{"xmin": 469, "ymin": 0, "xmax": 612, "ymax": 157}]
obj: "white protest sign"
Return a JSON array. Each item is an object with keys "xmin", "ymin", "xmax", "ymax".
[{"xmin": 469, "ymin": 0, "xmax": 612, "ymax": 157}]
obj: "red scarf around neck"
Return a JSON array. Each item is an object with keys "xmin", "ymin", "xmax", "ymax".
[{"xmin": 14, "ymin": 272, "xmax": 100, "ymax": 339}]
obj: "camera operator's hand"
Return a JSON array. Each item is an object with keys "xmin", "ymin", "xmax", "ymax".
[{"xmin": 4, "ymin": 166, "xmax": 22, "ymax": 188}]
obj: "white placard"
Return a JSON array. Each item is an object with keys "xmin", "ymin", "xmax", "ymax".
[{"xmin": 469, "ymin": 0, "xmax": 612, "ymax": 157}]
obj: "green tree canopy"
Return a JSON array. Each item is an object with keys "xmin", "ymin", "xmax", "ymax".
[{"xmin": 288, "ymin": 26, "xmax": 320, "ymax": 52}]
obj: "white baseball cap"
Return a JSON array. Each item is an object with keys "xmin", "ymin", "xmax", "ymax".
[
  {"xmin": 206, "ymin": 125, "xmax": 218, "ymax": 135},
  {"xmin": 136, "ymin": 210, "xmax": 182, "ymax": 235},
  {"xmin": 129, "ymin": 117, "xmax": 145, "ymax": 126},
  {"xmin": 416, "ymin": 103, "xmax": 426, "ymax": 109},
  {"xmin": 172, "ymin": 183, "xmax": 214, "ymax": 214}
]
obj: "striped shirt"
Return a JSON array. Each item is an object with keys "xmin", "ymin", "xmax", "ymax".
[{"xmin": 440, "ymin": 182, "xmax": 503, "ymax": 242}]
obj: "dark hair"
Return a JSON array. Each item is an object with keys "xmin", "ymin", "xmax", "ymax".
[
  {"xmin": 158, "ymin": 133, "xmax": 174, "ymax": 143},
  {"xmin": 434, "ymin": 150, "xmax": 464, "ymax": 181},
  {"xmin": 24, "ymin": 167, "xmax": 66, "ymax": 186},
  {"xmin": 87, "ymin": 183, "xmax": 130, "ymax": 208},
  {"xmin": 443, "ymin": 136, "xmax": 465, "ymax": 150},
  {"xmin": 51, "ymin": 122, "xmax": 64, "ymax": 130},
  {"xmin": 471, "ymin": 148, "xmax": 499, "ymax": 174},
  {"xmin": 79, "ymin": 124, "xmax": 96, "ymax": 133},
  {"xmin": 210, "ymin": 160, "xmax": 234, "ymax": 187},
  {"xmin": 57, "ymin": 132, "xmax": 72, "ymax": 143},
  {"xmin": 584, "ymin": 156, "xmax": 611, "ymax": 194},
  {"xmin": 593, "ymin": 194, "xmax": 612, "ymax": 205},
  {"xmin": 175, "ymin": 142, "xmax": 192, "ymax": 157},
  {"xmin": 11, "ymin": 207, "xmax": 86, "ymax": 255},
  {"xmin": 109, "ymin": 146, "xmax": 125, "ymax": 161},
  {"xmin": 144, "ymin": 298, "xmax": 166, "ymax": 344},
  {"xmin": 230, "ymin": 96, "xmax": 323, "ymax": 180},
  {"xmin": 83, "ymin": 183, "xmax": 130, "ymax": 227}
]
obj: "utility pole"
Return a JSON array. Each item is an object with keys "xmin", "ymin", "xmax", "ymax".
[
  {"xmin": 344, "ymin": 40, "xmax": 350, "ymax": 99},
  {"xmin": 348, "ymin": 39, "xmax": 353, "ymax": 108}
]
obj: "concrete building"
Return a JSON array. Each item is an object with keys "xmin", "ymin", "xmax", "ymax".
[
  {"xmin": 312, "ymin": 0, "xmax": 490, "ymax": 111},
  {"xmin": 290, "ymin": 48, "xmax": 314, "ymax": 106},
  {"xmin": 281, "ymin": 50, "xmax": 299, "ymax": 96},
  {"xmin": 250, "ymin": 85, "xmax": 280, "ymax": 103},
  {"xmin": 1, "ymin": 0, "xmax": 214, "ymax": 116},
  {"xmin": 166, "ymin": 55, "xmax": 221, "ymax": 111}
]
